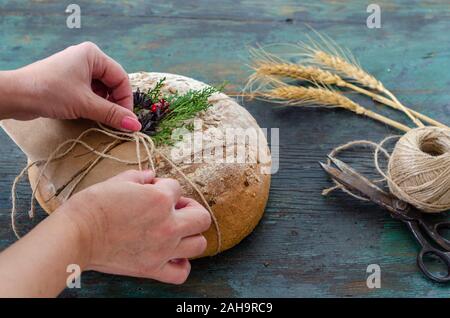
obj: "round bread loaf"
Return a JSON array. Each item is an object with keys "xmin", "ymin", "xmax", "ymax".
[{"xmin": 26, "ymin": 72, "xmax": 271, "ymax": 257}]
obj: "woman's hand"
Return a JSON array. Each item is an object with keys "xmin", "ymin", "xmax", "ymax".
[
  {"xmin": 0, "ymin": 42, "xmax": 141, "ymax": 131},
  {"xmin": 0, "ymin": 170, "xmax": 210, "ymax": 297},
  {"xmin": 61, "ymin": 170, "xmax": 211, "ymax": 284}
]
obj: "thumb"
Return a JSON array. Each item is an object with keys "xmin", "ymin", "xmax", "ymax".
[
  {"xmin": 109, "ymin": 170, "xmax": 155, "ymax": 184},
  {"xmin": 86, "ymin": 93, "xmax": 141, "ymax": 131}
]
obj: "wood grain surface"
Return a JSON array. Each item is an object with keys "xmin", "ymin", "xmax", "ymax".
[{"xmin": 0, "ymin": 0, "xmax": 449, "ymax": 297}]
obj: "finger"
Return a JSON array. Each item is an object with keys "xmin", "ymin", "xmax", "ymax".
[
  {"xmin": 175, "ymin": 205, "xmax": 211, "ymax": 237},
  {"xmin": 175, "ymin": 196, "xmax": 202, "ymax": 210},
  {"xmin": 108, "ymin": 170, "xmax": 155, "ymax": 184},
  {"xmin": 90, "ymin": 48, "xmax": 133, "ymax": 110},
  {"xmin": 153, "ymin": 178, "xmax": 182, "ymax": 204},
  {"xmin": 173, "ymin": 235, "xmax": 208, "ymax": 259},
  {"xmin": 91, "ymin": 79, "xmax": 108, "ymax": 98},
  {"xmin": 86, "ymin": 92, "xmax": 141, "ymax": 131},
  {"xmin": 153, "ymin": 259, "xmax": 191, "ymax": 285}
]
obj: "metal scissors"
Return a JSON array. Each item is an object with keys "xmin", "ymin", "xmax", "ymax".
[{"xmin": 320, "ymin": 156, "xmax": 450, "ymax": 283}]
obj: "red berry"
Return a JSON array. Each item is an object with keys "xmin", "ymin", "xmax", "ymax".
[{"xmin": 151, "ymin": 104, "xmax": 158, "ymax": 112}]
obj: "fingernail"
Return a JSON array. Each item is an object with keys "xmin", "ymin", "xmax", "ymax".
[
  {"xmin": 121, "ymin": 116, "xmax": 141, "ymax": 131},
  {"xmin": 142, "ymin": 170, "xmax": 155, "ymax": 182},
  {"xmin": 144, "ymin": 170, "xmax": 156, "ymax": 184}
]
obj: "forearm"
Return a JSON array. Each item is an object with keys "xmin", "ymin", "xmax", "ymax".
[
  {"xmin": 0, "ymin": 208, "xmax": 89, "ymax": 297},
  {"xmin": 0, "ymin": 69, "xmax": 37, "ymax": 121}
]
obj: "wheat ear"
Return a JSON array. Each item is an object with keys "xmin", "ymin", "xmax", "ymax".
[
  {"xmin": 254, "ymin": 82, "xmax": 410, "ymax": 132},
  {"xmin": 249, "ymin": 45, "xmax": 346, "ymax": 86},
  {"xmin": 251, "ymin": 58, "xmax": 448, "ymax": 129},
  {"xmin": 300, "ymin": 44, "xmax": 424, "ymax": 128}
]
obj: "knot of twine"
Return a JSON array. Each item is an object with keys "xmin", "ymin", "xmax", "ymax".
[
  {"xmin": 11, "ymin": 123, "xmax": 222, "ymax": 254},
  {"xmin": 324, "ymin": 126, "xmax": 450, "ymax": 213}
]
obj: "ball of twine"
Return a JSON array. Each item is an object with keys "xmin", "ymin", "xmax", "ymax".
[{"xmin": 387, "ymin": 127, "xmax": 450, "ymax": 213}]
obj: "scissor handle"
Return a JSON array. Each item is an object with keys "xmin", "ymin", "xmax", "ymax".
[
  {"xmin": 417, "ymin": 248, "xmax": 450, "ymax": 283},
  {"xmin": 407, "ymin": 220, "xmax": 450, "ymax": 283},
  {"xmin": 418, "ymin": 220, "xmax": 450, "ymax": 252}
]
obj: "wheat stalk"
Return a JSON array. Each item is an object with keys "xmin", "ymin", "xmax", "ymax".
[
  {"xmin": 251, "ymin": 59, "xmax": 448, "ymax": 129},
  {"xmin": 343, "ymin": 82, "xmax": 448, "ymax": 129},
  {"xmin": 299, "ymin": 42, "xmax": 425, "ymax": 128},
  {"xmin": 254, "ymin": 82, "xmax": 410, "ymax": 132},
  {"xmin": 247, "ymin": 33, "xmax": 447, "ymax": 131}
]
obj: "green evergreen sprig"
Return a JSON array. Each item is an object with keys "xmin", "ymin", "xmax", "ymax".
[{"xmin": 133, "ymin": 79, "xmax": 220, "ymax": 145}]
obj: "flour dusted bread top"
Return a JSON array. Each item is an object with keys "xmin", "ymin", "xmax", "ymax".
[{"xmin": 2, "ymin": 72, "xmax": 272, "ymax": 257}]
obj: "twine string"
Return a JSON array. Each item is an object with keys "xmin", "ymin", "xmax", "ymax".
[
  {"xmin": 324, "ymin": 127, "xmax": 450, "ymax": 214},
  {"xmin": 322, "ymin": 139, "xmax": 393, "ymax": 199},
  {"xmin": 385, "ymin": 127, "xmax": 450, "ymax": 213},
  {"xmin": 11, "ymin": 123, "xmax": 222, "ymax": 254}
]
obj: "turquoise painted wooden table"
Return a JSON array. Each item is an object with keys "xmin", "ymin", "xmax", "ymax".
[{"xmin": 0, "ymin": 0, "xmax": 449, "ymax": 297}]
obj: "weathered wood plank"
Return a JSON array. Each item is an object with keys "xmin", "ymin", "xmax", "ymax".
[{"xmin": 0, "ymin": 0, "xmax": 449, "ymax": 297}]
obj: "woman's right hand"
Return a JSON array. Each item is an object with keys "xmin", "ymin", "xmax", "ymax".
[
  {"xmin": 58, "ymin": 169, "xmax": 211, "ymax": 284},
  {"xmin": 1, "ymin": 42, "xmax": 142, "ymax": 131}
]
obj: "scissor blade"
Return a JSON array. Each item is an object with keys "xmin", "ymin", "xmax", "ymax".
[
  {"xmin": 327, "ymin": 156, "xmax": 362, "ymax": 177},
  {"xmin": 319, "ymin": 160, "xmax": 401, "ymax": 215},
  {"xmin": 326, "ymin": 156, "xmax": 389, "ymax": 194}
]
